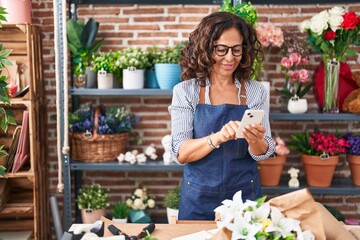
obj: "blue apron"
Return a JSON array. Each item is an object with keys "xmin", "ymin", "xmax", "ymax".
[{"xmin": 178, "ymin": 84, "xmax": 261, "ymax": 220}]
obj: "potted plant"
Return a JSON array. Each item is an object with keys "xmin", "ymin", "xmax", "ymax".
[
  {"xmin": 164, "ymin": 187, "xmax": 180, "ymax": 223},
  {"xmin": 145, "ymin": 46, "xmax": 160, "ymax": 89},
  {"xmin": 289, "ymin": 130, "xmax": 349, "ymax": 187},
  {"xmin": 118, "ymin": 47, "xmax": 151, "ymax": 89},
  {"xmin": 257, "ymin": 137, "xmax": 289, "ymax": 186},
  {"xmin": 67, "ymin": 18, "xmax": 104, "ymax": 88},
  {"xmin": 112, "ymin": 201, "xmax": 129, "ymax": 223},
  {"xmin": 125, "ymin": 187, "xmax": 156, "ymax": 223},
  {"xmin": 153, "ymin": 42, "xmax": 186, "ymax": 89},
  {"xmin": 91, "ymin": 51, "xmax": 120, "ymax": 89},
  {"xmin": 76, "ymin": 183, "xmax": 110, "ymax": 224},
  {"xmin": 344, "ymin": 133, "xmax": 360, "ymax": 186}
]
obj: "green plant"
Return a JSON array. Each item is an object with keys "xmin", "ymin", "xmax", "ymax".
[
  {"xmin": 76, "ymin": 183, "xmax": 110, "ymax": 210},
  {"xmin": 153, "ymin": 42, "xmax": 187, "ymax": 64},
  {"xmin": 164, "ymin": 187, "xmax": 180, "ymax": 209},
  {"xmin": 91, "ymin": 51, "xmax": 120, "ymax": 74},
  {"xmin": 118, "ymin": 47, "xmax": 151, "ymax": 70},
  {"xmin": 0, "ymin": 7, "xmax": 16, "ymax": 176},
  {"xmin": 112, "ymin": 201, "xmax": 129, "ymax": 219},
  {"xmin": 220, "ymin": 0, "xmax": 258, "ymax": 26},
  {"xmin": 67, "ymin": 18, "xmax": 104, "ymax": 76}
]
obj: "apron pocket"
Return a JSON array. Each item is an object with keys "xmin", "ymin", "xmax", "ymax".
[{"xmin": 224, "ymin": 139, "xmax": 247, "ymax": 158}]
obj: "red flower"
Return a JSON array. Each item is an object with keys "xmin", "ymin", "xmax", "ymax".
[
  {"xmin": 341, "ymin": 12, "xmax": 360, "ymax": 30},
  {"xmin": 323, "ymin": 30, "xmax": 336, "ymax": 40},
  {"xmin": 309, "ymin": 132, "xmax": 349, "ymax": 156}
]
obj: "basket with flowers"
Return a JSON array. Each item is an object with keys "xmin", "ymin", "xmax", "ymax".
[
  {"xmin": 69, "ymin": 103, "xmax": 138, "ymax": 162},
  {"xmin": 126, "ymin": 187, "xmax": 156, "ymax": 223}
]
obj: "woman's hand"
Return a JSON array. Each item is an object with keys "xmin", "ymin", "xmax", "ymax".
[
  {"xmin": 212, "ymin": 120, "xmax": 240, "ymax": 146},
  {"xmin": 242, "ymin": 124, "xmax": 266, "ymax": 144}
]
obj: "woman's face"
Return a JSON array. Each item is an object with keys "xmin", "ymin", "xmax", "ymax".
[{"xmin": 211, "ymin": 27, "xmax": 243, "ymax": 79}]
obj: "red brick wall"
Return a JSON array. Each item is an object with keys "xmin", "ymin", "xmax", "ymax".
[{"xmin": 30, "ymin": 1, "xmax": 360, "ymax": 234}]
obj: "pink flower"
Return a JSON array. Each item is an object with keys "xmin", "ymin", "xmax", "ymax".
[
  {"xmin": 273, "ymin": 137, "xmax": 290, "ymax": 156},
  {"xmin": 288, "ymin": 70, "xmax": 299, "ymax": 82},
  {"xmin": 256, "ymin": 23, "xmax": 284, "ymax": 48},
  {"xmin": 281, "ymin": 57, "xmax": 293, "ymax": 68},
  {"xmin": 289, "ymin": 53, "xmax": 301, "ymax": 65},
  {"xmin": 298, "ymin": 69, "xmax": 309, "ymax": 83}
]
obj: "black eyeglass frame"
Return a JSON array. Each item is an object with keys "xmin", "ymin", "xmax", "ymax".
[{"xmin": 213, "ymin": 44, "xmax": 247, "ymax": 57}]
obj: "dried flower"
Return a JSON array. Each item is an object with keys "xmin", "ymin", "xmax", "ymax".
[{"xmin": 126, "ymin": 187, "xmax": 156, "ymax": 210}]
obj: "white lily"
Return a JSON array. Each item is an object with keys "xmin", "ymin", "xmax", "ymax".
[
  {"xmin": 266, "ymin": 206, "xmax": 300, "ymax": 238},
  {"xmin": 229, "ymin": 213, "xmax": 262, "ymax": 240}
]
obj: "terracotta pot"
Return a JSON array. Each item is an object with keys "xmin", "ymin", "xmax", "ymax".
[
  {"xmin": 257, "ymin": 155, "xmax": 286, "ymax": 186},
  {"xmin": 301, "ymin": 154, "xmax": 339, "ymax": 187},
  {"xmin": 81, "ymin": 208, "xmax": 105, "ymax": 224},
  {"xmin": 346, "ymin": 154, "xmax": 360, "ymax": 186}
]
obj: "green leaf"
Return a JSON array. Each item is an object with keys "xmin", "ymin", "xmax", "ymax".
[{"xmin": 0, "ymin": 166, "xmax": 6, "ymax": 177}]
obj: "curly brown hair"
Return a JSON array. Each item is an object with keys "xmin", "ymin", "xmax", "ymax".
[{"xmin": 179, "ymin": 11, "xmax": 262, "ymax": 85}]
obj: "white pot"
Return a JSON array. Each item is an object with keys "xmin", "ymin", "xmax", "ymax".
[
  {"xmin": 166, "ymin": 207, "xmax": 179, "ymax": 224},
  {"xmin": 81, "ymin": 208, "xmax": 105, "ymax": 224},
  {"xmin": 112, "ymin": 217, "xmax": 128, "ymax": 223},
  {"xmin": 97, "ymin": 70, "xmax": 113, "ymax": 89},
  {"xmin": 288, "ymin": 97, "xmax": 308, "ymax": 114},
  {"xmin": 123, "ymin": 68, "xmax": 145, "ymax": 89}
]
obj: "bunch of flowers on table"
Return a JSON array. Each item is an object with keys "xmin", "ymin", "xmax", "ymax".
[
  {"xmin": 214, "ymin": 190, "xmax": 314, "ymax": 240},
  {"xmin": 126, "ymin": 187, "xmax": 156, "ymax": 210}
]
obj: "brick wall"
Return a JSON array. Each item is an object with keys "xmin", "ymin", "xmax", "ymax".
[{"xmin": 30, "ymin": 1, "xmax": 360, "ymax": 235}]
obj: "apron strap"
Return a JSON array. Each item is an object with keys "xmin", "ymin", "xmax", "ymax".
[{"xmin": 240, "ymin": 81, "xmax": 247, "ymax": 105}]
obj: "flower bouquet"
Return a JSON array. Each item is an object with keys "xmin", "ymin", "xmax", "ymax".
[
  {"xmin": 344, "ymin": 133, "xmax": 360, "ymax": 186},
  {"xmin": 299, "ymin": 7, "xmax": 360, "ymax": 113},
  {"xmin": 126, "ymin": 187, "xmax": 156, "ymax": 223}
]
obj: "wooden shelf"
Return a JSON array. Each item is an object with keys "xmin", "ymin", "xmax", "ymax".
[{"xmin": 0, "ymin": 171, "xmax": 35, "ymax": 179}]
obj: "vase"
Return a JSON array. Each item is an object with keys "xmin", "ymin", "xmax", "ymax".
[
  {"xmin": 287, "ymin": 96, "xmax": 308, "ymax": 114},
  {"xmin": 323, "ymin": 59, "xmax": 340, "ymax": 113},
  {"xmin": 129, "ymin": 209, "xmax": 151, "ymax": 223},
  {"xmin": 301, "ymin": 154, "xmax": 339, "ymax": 187},
  {"xmin": 257, "ymin": 155, "xmax": 286, "ymax": 186},
  {"xmin": 346, "ymin": 154, "xmax": 360, "ymax": 186}
]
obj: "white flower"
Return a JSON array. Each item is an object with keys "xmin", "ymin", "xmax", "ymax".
[
  {"xmin": 214, "ymin": 190, "xmax": 246, "ymax": 223},
  {"xmin": 266, "ymin": 206, "xmax": 300, "ymax": 238},
  {"xmin": 148, "ymin": 199, "xmax": 156, "ymax": 208},
  {"xmin": 299, "ymin": 19, "xmax": 311, "ymax": 33},
  {"xmin": 133, "ymin": 198, "xmax": 144, "ymax": 210},
  {"xmin": 328, "ymin": 7, "xmax": 345, "ymax": 31},
  {"xmin": 126, "ymin": 198, "xmax": 133, "ymax": 207},
  {"xmin": 309, "ymin": 10, "xmax": 329, "ymax": 36},
  {"xmin": 134, "ymin": 188, "xmax": 145, "ymax": 198},
  {"xmin": 302, "ymin": 230, "xmax": 315, "ymax": 240},
  {"xmin": 229, "ymin": 213, "xmax": 262, "ymax": 240}
]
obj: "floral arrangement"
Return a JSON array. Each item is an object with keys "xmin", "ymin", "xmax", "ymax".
[
  {"xmin": 344, "ymin": 133, "xmax": 360, "ymax": 155},
  {"xmin": 299, "ymin": 6, "xmax": 360, "ymax": 62},
  {"xmin": 276, "ymin": 52, "xmax": 312, "ymax": 100},
  {"xmin": 255, "ymin": 23, "xmax": 284, "ymax": 48},
  {"xmin": 118, "ymin": 47, "xmax": 151, "ymax": 70},
  {"xmin": 76, "ymin": 183, "xmax": 110, "ymax": 210},
  {"xmin": 289, "ymin": 130, "xmax": 349, "ymax": 156},
  {"xmin": 69, "ymin": 103, "xmax": 137, "ymax": 134},
  {"xmin": 126, "ymin": 187, "xmax": 156, "ymax": 210},
  {"xmin": 273, "ymin": 136, "xmax": 290, "ymax": 156},
  {"xmin": 214, "ymin": 190, "xmax": 314, "ymax": 240}
]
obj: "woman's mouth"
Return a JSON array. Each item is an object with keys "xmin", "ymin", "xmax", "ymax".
[{"xmin": 222, "ymin": 64, "xmax": 234, "ymax": 70}]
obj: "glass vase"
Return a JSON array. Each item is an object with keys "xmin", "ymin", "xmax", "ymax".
[{"xmin": 323, "ymin": 59, "xmax": 340, "ymax": 113}]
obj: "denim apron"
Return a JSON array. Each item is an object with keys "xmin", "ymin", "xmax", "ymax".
[{"xmin": 178, "ymin": 83, "xmax": 261, "ymax": 220}]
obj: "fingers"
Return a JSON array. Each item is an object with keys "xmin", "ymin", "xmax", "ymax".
[
  {"xmin": 218, "ymin": 121, "xmax": 240, "ymax": 142},
  {"xmin": 242, "ymin": 124, "xmax": 265, "ymax": 144}
]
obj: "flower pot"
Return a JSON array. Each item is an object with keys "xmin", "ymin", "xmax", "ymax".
[
  {"xmin": 154, "ymin": 63, "xmax": 181, "ymax": 89},
  {"xmin": 81, "ymin": 208, "xmax": 105, "ymax": 224},
  {"xmin": 145, "ymin": 68, "xmax": 159, "ymax": 89},
  {"xmin": 346, "ymin": 154, "xmax": 360, "ymax": 187},
  {"xmin": 166, "ymin": 207, "xmax": 179, "ymax": 224},
  {"xmin": 97, "ymin": 70, "xmax": 113, "ymax": 89},
  {"xmin": 129, "ymin": 209, "xmax": 151, "ymax": 223},
  {"xmin": 0, "ymin": 0, "xmax": 32, "ymax": 24},
  {"xmin": 85, "ymin": 66, "xmax": 97, "ymax": 88},
  {"xmin": 257, "ymin": 155, "xmax": 286, "ymax": 186},
  {"xmin": 123, "ymin": 68, "xmax": 145, "ymax": 89},
  {"xmin": 287, "ymin": 97, "xmax": 308, "ymax": 114},
  {"xmin": 301, "ymin": 154, "xmax": 339, "ymax": 187},
  {"xmin": 112, "ymin": 217, "xmax": 128, "ymax": 223}
]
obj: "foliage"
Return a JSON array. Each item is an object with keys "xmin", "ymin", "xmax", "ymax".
[
  {"xmin": 76, "ymin": 183, "xmax": 110, "ymax": 210},
  {"xmin": 147, "ymin": 46, "xmax": 161, "ymax": 68},
  {"xmin": 275, "ymin": 53, "xmax": 312, "ymax": 100},
  {"xmin": 91, "ymin": 51, "xmax": 120, "ymax": 74},
  {"xmin": 118, "ymin": 47, "xmax": 151, "ymax": 70},
  {"xmin": 164, "ymin": 187, "xmax": 180, "ymax": 210},
  {"xmin": 299, "ymin": 6, "xmax": 360, "ymax": 62},
  {"xmin": 214, "ymin": 190, "xmax": 314, "ymax": 240},
  {"xmin": 220, "ymin": 0, "xmax": 258, "ymax": 26},
  {"xmin": 126, "ymin": 187, "xmax": 156, "ymax": 210},
  {"xmin": 344, "ymin": 133, "xmax": 360, "ymax": 155},
  {"xmin": 112, "ymin": 201, "xmax": 129, "ymax": 219},
  {"xmin": 67, "ymin": 18, "xmax": 104, "ymax": 76},
  {"xmin": 69, "ymin": 103, "xmax": 138, "ymax": 134},
  {"xmin": 289, "ymin": 130, "xmax": 349, "ymax": 156},
  {"xmin": 153, "ymin": 42, "xmax": 187, "ymax": 64},
  {"xmin": 273, "ymin": 137, "xmax": 289, "ymax": 156}
]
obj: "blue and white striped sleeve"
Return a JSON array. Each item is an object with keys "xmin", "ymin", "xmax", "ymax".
[{"xmin": 168, "ymin": 81, "xmax": 197, "ymax": 164}]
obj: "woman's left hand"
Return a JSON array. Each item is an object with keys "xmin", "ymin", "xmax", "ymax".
[{"xmin": 241, "ymin": 124, "xmax": 266, "ymax": 144}]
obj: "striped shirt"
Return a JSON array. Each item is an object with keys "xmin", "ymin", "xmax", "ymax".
[{"xmin": 168, "ymin": 78, "xmax": 275, "ymax": 164}]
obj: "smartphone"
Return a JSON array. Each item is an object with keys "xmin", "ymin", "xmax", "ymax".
[{"xmin": 236, "ymin": 109, "xmax": 265, "ymax": 138}]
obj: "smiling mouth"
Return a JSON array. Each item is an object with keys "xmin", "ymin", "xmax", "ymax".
[{"xmin": 222, "ymin": 64, "xmax": 234, "ymax": 70}]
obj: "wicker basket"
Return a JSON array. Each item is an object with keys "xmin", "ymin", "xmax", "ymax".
[{"xmin": 70, "ymin": 107, "xmax": 129, "ymax": 162}]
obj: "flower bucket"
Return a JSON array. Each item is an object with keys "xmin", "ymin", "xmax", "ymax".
[
  {"xmin": 257, "ymin": 155, "xmax": 286, "ymax": 186},
  {"xmin": 154, "ymin": 63, "xmax": 181, "ymax": 89},
  {"xmin": 129, "ymin": 209, "xmax": 151, "ymax": 223},
  {"xmin": 346, "ymin": 154, "xmax": 360, "ymax": 187},
  {"xmin": 301, "ymin": 154, "xmax": 339, "ymax": 187},
  {"xmin": 123, "ymin": 67, "xmax": 145, "ymax": 89}
]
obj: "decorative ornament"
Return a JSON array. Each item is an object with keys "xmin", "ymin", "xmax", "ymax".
[{"xmin": 288, "ymin": 167, "xmax": 300, "ymax": 188}]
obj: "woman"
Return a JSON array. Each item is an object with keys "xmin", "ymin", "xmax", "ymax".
[{"xmin": 169, "ymin": 11, "xmax": 275, "ymax": 220}]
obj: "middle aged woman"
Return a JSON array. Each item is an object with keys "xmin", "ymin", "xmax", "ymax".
[{"xmin": 169, "ymin": 11, "xmax": 275, "ymax": 220}]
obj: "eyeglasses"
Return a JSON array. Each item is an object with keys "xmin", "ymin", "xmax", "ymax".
[{"xmin": 213, "ymin": 44, "xmax": 246, "ymax": 57}]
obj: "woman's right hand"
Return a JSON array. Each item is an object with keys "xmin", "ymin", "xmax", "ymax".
[{"xmin": 213, "ymin": 120, "xmax": 240, "ymax": 145}]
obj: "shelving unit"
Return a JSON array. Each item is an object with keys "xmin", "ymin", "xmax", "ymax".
[{"xmin": 0, "ymin": 24, "xmax": 49, "ymax": 239}]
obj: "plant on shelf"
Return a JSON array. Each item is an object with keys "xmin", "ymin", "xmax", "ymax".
[
  {"xmin": 289, "ymin": 130, "xmax": 349, "ymax": 187},
  {"xmin": 344, "ymin": 133, "xmax": 360, "ymax": 186},
  {"xmin": 164, "ymin": 186, "xmax": 180, "ymax": 223},
  {"xmin": 0, "ymin": 7, "xmax": 15, "ymax": 176},
  {"xmin": 153, "ymin": 42, "xmax": 186, "ymax": 65},
  {"xmin": 66, "ymin": 18, "xmax": 103, "ymax": 77},
  {"xmin": 112, "ymin": 201, "xmax": 129, "ymax": 222},
  {"xmin": 91, "ymin": 51, "xmax": 120, "ymax": 88},
  {"xmin": 118, "ymin": 47, "xmax": 151, "ymax": 70},
  {"xmin": 126, "ymin": 186, "xmax": 156, "ymax": 223},
  {"xmin": 76, "ymin": 183, "xmax": 110, "ymax": 224}
]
